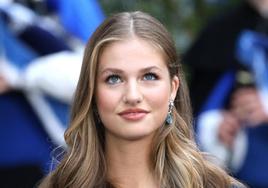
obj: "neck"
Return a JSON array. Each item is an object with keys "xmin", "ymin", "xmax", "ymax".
[{"xmin": 105, "ymin": 134, "xmax": 159, "ymax": 188}]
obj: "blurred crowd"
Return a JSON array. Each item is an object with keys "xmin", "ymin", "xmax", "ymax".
[
  {"xmin": 0, "ymin": 0, "xmax": 104, "ymax": 187},
  {"xmin": 184, "ymin": 0, "xmax": 268, "ymax": 187}
]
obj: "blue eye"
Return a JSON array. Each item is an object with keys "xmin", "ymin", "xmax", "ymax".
[
  {"xmin": 143, "ymin": 73, "xmax": 158, "ymax": 81},
  {"xmin": 106, "ymin": 75, "xmax": 122, "ymax": 84}
]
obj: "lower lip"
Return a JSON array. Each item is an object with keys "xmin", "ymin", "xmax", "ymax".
[{"xmin": 119, "ymin": 112, "xmax": 147, "ymax": 121}]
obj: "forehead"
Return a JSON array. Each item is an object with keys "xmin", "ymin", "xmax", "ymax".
[{"xmin": 98, "ymin": 38, "xmax": 167, "ymax": 71}]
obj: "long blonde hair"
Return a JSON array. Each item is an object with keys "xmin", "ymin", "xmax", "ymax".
[{"xmin": 39, "ymin": 11, "xmax": 242, "ymax": 188}]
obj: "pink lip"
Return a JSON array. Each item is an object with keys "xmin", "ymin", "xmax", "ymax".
[{"xmin": 118, "ymin": 108, "xmax": 149, "ymax": 121}]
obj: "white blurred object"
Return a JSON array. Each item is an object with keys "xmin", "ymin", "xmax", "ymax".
[
  {"xmin": 0, "ymin": 51, "xmax": 83, "ymax": 146},
  {"xmin": 197, "ymin": 110, "xmax": 248, "ymax": 172},
  {"xmin": 0, "ymin": 0, "xmax": 13, "ymax": 6},
  {"xmin": 1, "ymin": 51, "xmax": 82, "ymax": 102},
  {"xmin": 23, "ymin": 51, "xmax": 82, "ymax": 103},
  {"xmin": 26, "ymin": 91, "xmax": 66, "ymax": 146}
]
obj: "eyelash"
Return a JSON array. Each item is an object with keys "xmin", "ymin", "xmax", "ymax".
[
  {"xmin": 143, "ymin": 72, "xmax": 159, "ymax": 81},
  {"xmin": 105, "ymin": 72, "xmax": 159, "ymax": 85},
  {"xmin": 105, "ymin": 74, "xmax": 122, "ymax": 84}
]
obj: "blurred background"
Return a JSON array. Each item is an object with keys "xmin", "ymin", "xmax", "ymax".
[
  {"xmin": 3, "ymin": 0, "xmax": 268, "ymax": 188},
  {"xmin": 100, "ymin": 0, "xmax": 240, "ymax": 55}
]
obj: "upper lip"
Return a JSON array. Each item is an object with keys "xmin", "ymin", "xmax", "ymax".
[{"xmin": 118, "ymin": 108, "xmax": 149, "ymax": 115}]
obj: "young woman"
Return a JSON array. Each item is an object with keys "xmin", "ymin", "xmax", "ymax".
[{"xmin": 39, "ymin": 11, "xmax": 244, "ymax": 188}]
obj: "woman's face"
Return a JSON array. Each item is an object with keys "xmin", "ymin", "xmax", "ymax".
[{"xmin": 96, "ymin": 38, "xmax": 179, "ymax": 141}]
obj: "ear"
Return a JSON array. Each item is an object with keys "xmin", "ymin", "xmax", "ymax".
[{"xmin": 170, "ymin": 76, "xmax": 179, "ymax": 100}]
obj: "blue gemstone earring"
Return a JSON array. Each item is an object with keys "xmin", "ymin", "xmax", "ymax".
[{"xmin": 165, "ymin": 100, "xmax": 174, "ymax": 125}]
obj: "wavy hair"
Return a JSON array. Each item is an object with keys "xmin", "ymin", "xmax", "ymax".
[{"xmin": 39, "ymin": 11, "xmax": 242, "ymax": 188}]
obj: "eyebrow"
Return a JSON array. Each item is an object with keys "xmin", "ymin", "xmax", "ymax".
[{"xmin": 99, "ymin": 66, "xmax": 162, "ymax": 75}]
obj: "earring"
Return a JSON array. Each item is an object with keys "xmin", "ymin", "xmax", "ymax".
[{"xmin": 165, "ymin": 100, "xmax": 174, "ymax": 125}]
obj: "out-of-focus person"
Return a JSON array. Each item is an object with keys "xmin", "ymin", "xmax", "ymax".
[
  {"xmin": 184, "ymin": 0, "xmax": 268, "ymax": 187},
  {"xmin": 0, "ymin": 0, "xmax": 104, "ymax": 187}
]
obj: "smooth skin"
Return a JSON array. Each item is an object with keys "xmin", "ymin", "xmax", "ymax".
[{"xmin": 95, "ymin": 37, "xmax": 179, "ymax": 188}]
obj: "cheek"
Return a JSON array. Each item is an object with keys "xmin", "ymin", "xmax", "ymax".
[
  {"xmin": 144, "ymin": 82, "xmax": 170, "ymax": 110},
  {"xmin": 144, "ymin": 83, "xmax": 170, "ymax": 127},
  {"xmin": 96, "ymin": 86, "xmax": 120, "ymax": 114}
]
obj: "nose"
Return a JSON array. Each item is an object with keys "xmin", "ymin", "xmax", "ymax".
[{"xmin": 123, "ymin": 80, "xmax": 143, "ymax": 105}]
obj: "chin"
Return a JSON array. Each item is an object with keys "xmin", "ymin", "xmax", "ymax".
[
  {"xmin": 122, "ymin": 133, "xmax": 153, "ymax": 141},
  {"xmin": 115, "ymin": 128, "xmax": 158, "ymax": 142}
]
